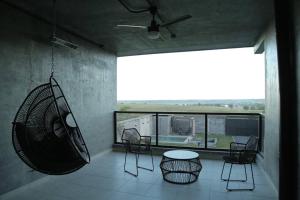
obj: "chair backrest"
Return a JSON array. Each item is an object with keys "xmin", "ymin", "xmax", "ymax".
[
  {"xmin": 246, "ymin": 135, "xmax": 258, "ymax": 151},
  {"xmin": 121, "ymin": 128, "xmax": 141, "ymax": 145},
  {"xmin": 241, "ymin": 136, "xmax": 258, "ymax": 163}
]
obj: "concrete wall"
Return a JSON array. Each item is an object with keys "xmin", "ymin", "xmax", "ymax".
[
  {"xmin": 158, "ymin": 115, "xmax": 172, "ymax": 135},
  {"xmin": 116, "ymin": 115, "xmax": 154, "ymax": 142},
  {"xmin": 0, "ymin": 3, "xmax": 116, "ymax": 195},
  {"xmin": 208, "ymin": 116, "xmax": 225, "ymax": 134},
  {"xmin": 225, "ymin": 116, "xmax": 259, "ymax": 136},
  {"xmin": 260, "ymin": 23, "xmax": 280, "ymax": 191}
]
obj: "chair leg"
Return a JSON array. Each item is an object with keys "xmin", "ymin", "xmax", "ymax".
[
  {"xmin": 220, "ymin": 161, "xmax": 226, "ymax": 180},
  {"xmin": 226, "ymin": 163, "xmax": 233, "ymax": 191},
  {"xmin": 135, "ymin": 153, "xmax": 139, "ymax": 176},
  {"xmin": 250, "ymin": 163, "xmax": 255, "ymax": 190},
  {"xmin": 124, "ymin": 150, "xmax": 138, "ymax": 177},
  {"xmin": 221, "ymin": 162, "xmax": 247, "ymax": 182},
  {"xmin": 226, "ymin": 163, "xmax": 255, "ymax": 191},
  {"xmin": 150, "ymin": 149, "xmax": 154, "ymax": 170},
  {"xmin": 123, "ymin": 150, "xmax": 129, "ymax": 172},
  {"xmin": 244, "ymin": 164, "xmax": 248, "ymax": 182},
  {"xmin": 137, "ymin": 150, "xmax": 154, "ymax": 172}
]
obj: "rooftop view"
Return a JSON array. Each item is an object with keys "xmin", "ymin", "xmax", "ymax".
[
  {"xmin": 116, "ymin": 48, "xmax": 265, "ymax": 150},
  {"xmin": 117, "ymin": 47, "xmax": 265, "ymax": 113}
]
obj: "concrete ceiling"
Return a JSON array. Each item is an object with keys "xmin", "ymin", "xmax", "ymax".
[{"xmin": 5, "ymin": 0, "xmax": 274, "ymax": 56}]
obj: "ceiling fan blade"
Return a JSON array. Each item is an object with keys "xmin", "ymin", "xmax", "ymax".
[
  {"xmin": 116, "ymin": 25, "xmax": 147, "ymax": 29},
  {"xmin": 158, "ymin": 33, "xmax": 166, "ymax": 41},
  {"xmin": 156, "ymin": 12, "xmax": 176, "ymax": 38},
  {"xmin": 118, "ymin": 0, "xmax": 150, "ymax": 13},
  {"xmin": 160, "ymin": 15, "xmax": 192, "ymax": 27}
]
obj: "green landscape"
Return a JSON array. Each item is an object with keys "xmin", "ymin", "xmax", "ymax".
[
  {"xmin": 153, "ymin": 133, "xmax": 233, "ymax": 149},
  {"xmin": 117, "ymin": 99, "xmax": 264, "ymax": 113}
]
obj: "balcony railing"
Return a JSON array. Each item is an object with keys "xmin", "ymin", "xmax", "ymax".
[{"xmin": 114, "ymin": 111, "xmax": 263, "ymax": 151}]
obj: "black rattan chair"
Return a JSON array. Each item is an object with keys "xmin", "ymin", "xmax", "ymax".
[
  {"xmin": 220, "ymin": 136, "xmax": 258, "ymax": 191},
  {"xmin": 12, "ymin": 77, "xmax": 90, "ymax": 175},
  {"xmin": 121, "ymin": 128, "xmax": 154, "ymax": 176}
]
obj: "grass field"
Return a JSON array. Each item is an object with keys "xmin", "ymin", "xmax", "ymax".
[
  {"xmin": 195, "ymin": 133, "xmax": 233, "ymax": 149},
  {"xmin": 156, "ymin": 133, "xmax": 233, "ymax": 149},
  {"xmin": 117, "ymin": 103, "xmax": 264, "ymax": 113}
]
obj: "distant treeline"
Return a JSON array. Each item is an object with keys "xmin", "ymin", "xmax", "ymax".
[
  {"xmin": 117, "ymin": 100, "xmax": 264, "ymax": 113},
  {"xmin": 118, "ymin": 99, "xmax": 265, "ymax": 105}
]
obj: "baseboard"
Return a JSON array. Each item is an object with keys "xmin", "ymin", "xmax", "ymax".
[{"xmin": 112, "ymin": 143, "xmax": 228, "ymax": 160}]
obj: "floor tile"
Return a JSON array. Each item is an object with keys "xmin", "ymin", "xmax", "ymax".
[{"xmin": 0, "ymin": 151, "xmax": 278, "ymax": 200}]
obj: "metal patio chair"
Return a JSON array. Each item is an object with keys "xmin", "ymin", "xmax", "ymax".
[
  {"xmin": 220, "ymin": 135, "xmax": 258, "ymax": 191},
  {"xmin": 121, "ymin": 128, "xmax": 154, "ymax": 176}
]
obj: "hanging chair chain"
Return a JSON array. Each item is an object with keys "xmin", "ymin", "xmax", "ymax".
[
  {"xmin": 51, "ymin": 0, "xmax": 57, "ymax": 77},
  {"xmin": 51, "ymin": 44, "xmax": 54, "ymax": 77}
]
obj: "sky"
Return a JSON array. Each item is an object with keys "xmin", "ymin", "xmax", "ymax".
[{"xmin": 117, "ymin": 48, "xmax": 265, "ymax": 101}]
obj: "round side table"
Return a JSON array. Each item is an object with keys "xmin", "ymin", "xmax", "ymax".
[{"xmin": 160, "ymin": 150, "xmax": 202, "ymax": 184}]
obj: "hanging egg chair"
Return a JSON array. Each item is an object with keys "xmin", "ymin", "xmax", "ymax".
[{"xmin": 12, "ymin": 77, "xmax": 90, "ymax": 175}]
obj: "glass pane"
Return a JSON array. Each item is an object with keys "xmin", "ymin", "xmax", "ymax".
[
  {"xmin": 116, "ymin": 113, "xmax": 156, "ymax": 145},
  {"xmin": 260, "ymin": 115, "xmax": 264, "ymax": 153},
  {"xmin": 158, "ymin": 114, "xmax": 205, "ymax": 148},
  {"xmin": 207, "ymin": 115, "xmax": 259, "ymax": 149}
]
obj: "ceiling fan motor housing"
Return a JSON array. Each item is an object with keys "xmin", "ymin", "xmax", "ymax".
[
  {"xmin": 117, "ymin": 0, "xmax": 192, "ymax": 39},
  {"xmin": 148, "ymin": 19, "xmax": 159, "ymax": 32},
  {"xmin": 147, "ymin": 18, "xmax": 160, "ymax": 39}
]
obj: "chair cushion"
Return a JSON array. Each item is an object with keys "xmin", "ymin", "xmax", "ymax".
[
  {"xmin": 223, "ymin": 155, "xmax": 253, "ymax": 164},
  {"xmin": 223, "ymin": 156, "xmax": 240, "ymax": 164}
]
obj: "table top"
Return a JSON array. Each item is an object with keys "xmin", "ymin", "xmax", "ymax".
[{"xmin": 163, "ymin": 150, "xmax": 199, "ymax": 160}]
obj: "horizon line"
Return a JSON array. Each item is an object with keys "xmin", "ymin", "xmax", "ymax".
[{"xmin": 118, "ymin": 98, "xmax": 265, "ymax": 101}]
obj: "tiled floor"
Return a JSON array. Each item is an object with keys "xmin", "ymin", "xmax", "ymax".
[{"xmin": 1, "ymin": 151, "xmax": 278, "ymax": 200}]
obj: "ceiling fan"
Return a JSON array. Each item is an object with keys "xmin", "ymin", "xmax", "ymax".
[{"xmin": 117, "ymin": 0, "xmax": 192, "ymax": 40}]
